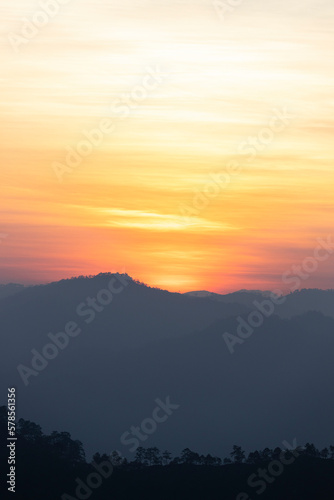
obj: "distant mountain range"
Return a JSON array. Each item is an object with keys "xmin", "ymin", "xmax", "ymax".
[
  {"xmin": 0, "ymin": 273, "xmax": 333, "ymax": 459},
  {"xmin": 185, "ymin": 287, "xmax": 334, "ymax": 319}
]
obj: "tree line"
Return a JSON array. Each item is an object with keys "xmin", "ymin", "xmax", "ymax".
[
  {"xmin": 106, "ymin": 442, "xmax": 334, "ymax": 469},
  {"xmin": 2, "ymin": 407, "xmax": 334, "ymax": 500},
  {"xmin": 2, "ymin": 406, "xmax": 334, "ymax": 470}
]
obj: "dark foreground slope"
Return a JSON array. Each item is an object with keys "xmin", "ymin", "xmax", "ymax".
[{"xmin": 1, "ymin": 409, "xmax": 334, "ymax": 500}]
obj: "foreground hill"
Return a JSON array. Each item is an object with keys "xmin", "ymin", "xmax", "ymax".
[{"xmin": 1, "ymin": 408, "xmax": 334, "ymax": 500}]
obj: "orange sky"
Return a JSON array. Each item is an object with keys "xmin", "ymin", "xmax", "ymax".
[{"xmin": 1, "ymin": 0, "xmax": 334, "ymax": 292}]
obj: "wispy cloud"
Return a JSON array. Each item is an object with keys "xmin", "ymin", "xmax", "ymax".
[{"xmin": 100, "ymin": 208, "xmax": 237, "ymax": 231}]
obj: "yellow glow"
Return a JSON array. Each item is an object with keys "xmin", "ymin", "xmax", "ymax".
[{"xmin": 1, "ymin": 0, "xmax": 334, "ymax": 291}]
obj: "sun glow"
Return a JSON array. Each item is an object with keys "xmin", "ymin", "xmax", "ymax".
[{"xmin": 1, "ymin": 0, "xmax": 334, "ymax": 292}]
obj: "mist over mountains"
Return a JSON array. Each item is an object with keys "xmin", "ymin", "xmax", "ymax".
[{"xmin": 0, "ymin": 273, "xmax": 333, "ymax": 459}]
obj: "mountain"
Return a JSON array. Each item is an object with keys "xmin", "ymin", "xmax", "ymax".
[
  {"xmin": 0, "ymin": 273, "xmax": 247, "ymax": 353},
  {"xmin": 0, "ymin": 283, "xmax": 26, "ymax": 300},
  {"xmin": 0, "ymin": 273, "xmax": 333, "ymax": 460},
  {"xmin": 185, "ymin": 288, "xmax": 334, "ymax": 319}
]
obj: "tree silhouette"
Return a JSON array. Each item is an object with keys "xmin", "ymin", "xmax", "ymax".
[
  {"xmin": 180, "ymin": 448, "xmax": 200, "ymax": 465},
  {"xmin": 247, "ymin": 450, "xmax": 261, "ymax": 464},
  {"xmin": 230, "ymin": 445, "xmax": 245, "ymax": 464},
  {"xmin": 162, "ymin": 450, "xmax": 172, "ymax": 465},
  {"xmin": 47, "ymin": 431, "xmax": 85, "ymax": 465},
  {"xmin": 272, "ymin": 447, "xmax": 283, "ymax": 460},
  {"xmin": 135, "ymin": 446, "xmax": 146, "ymax": 465},
  {"xmin": 202, "ymin": 454, "xmax": 217, "ymax": 466},
  {"xmin": 304, "ymin": 443, "xmax": 319, "ymax": 458},
  {"xmin": 144, "ymin": 447, "xmax": 161, "ymax": 466},
  {"xmin": 17, "ymin": 418, "xmax": 43, "ymax": 442},
  {"xmin": 109, "ymin": 450, "xmax": 125, "ymax": 466},
  {"xmin": 320, "ymin": 448, "xmax": 329, "ymax": 459},
  {"xmin": 260, "ymin": 447, "xmax": 273, "ymax": 461},
  {"xmin": 93, "ymin": 452, "xmax": 111, "ymax": 463}
]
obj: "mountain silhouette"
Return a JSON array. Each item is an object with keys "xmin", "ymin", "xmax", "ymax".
[
  {"xmin": 0, "ymin": 273, "xmax": 333, "ymax": 459},
  {"xmin": 0, "ymin": 283, "xmax": 26, "ymax": 300},
  {"xmin": 185, "ymin": 288, "xmax": 334, "ymax": 318}
]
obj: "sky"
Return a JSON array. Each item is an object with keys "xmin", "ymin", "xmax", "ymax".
[{"xmin": 0, "ymin": 0, "xmax": 333, "ymax": 292}]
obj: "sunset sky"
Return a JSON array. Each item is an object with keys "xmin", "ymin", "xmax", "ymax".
[{"xmin": 1, "ymin": 0, "xmax": 333, "ymax": 292}]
